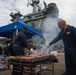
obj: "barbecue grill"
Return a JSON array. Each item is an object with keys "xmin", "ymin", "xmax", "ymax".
[{"xmin": 8, "ymin": 54, "xmax": 58, "ymax": 75}]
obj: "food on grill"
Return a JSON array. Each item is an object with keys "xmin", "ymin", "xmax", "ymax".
[
  {"xmin": 20, "ymin": 54, "xmax": 44, "ymax": 60},
  {"xmin": 20, "ymin": 56, "xmax": 35, "ymax": 60},
  {"xmin": 9, "ymin": 56, "xmax": 20, "ymax": 59},
  {"xmin": 8, "ymin": 54, "xmax": 55, "ymax": 60}
]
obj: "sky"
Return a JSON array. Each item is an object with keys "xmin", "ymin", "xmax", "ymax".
[{"xmin": 0, "ymin": 0, "xmax": 76, "ymax": 27}]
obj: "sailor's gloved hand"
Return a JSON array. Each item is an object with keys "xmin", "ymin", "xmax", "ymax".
[{"xmin": 47, "ymin": 44, "xmax": 50, "ymax": 48}]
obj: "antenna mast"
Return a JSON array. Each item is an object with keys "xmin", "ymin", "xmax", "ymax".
[{"xmin": 29, "ymin": 0, "xmax": 40, "ymax": 13}]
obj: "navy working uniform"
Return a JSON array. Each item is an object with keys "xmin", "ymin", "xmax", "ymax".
[
  {"xmin": 12, "ymin": 31, "xmax": 28, "ymax": 75},
  {"xmin": 49, "ymin": 25, "xmax": 76, "ymax": 75},
  {"xmin": 13, "ymin": 31, "xmax": 28, "ymax": 56}
]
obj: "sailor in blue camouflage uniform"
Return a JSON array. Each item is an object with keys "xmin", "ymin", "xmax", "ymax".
[
  {"xmin": 47, "ymin": 19, "xmax": 76, "ymax": 75},
  {"xmin": 12, "ymin": 27, "xmax": 28, "ymax": 75}
]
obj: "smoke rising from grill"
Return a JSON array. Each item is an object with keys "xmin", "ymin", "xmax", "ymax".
[{"xmin": 31, "ymin": 3, "xmax": 61, "ymax": 55}]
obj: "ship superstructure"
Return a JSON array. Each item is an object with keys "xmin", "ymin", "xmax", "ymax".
[{"xmin": 10, "ymin": 0, "xmax": 59, "ymax": 31}]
